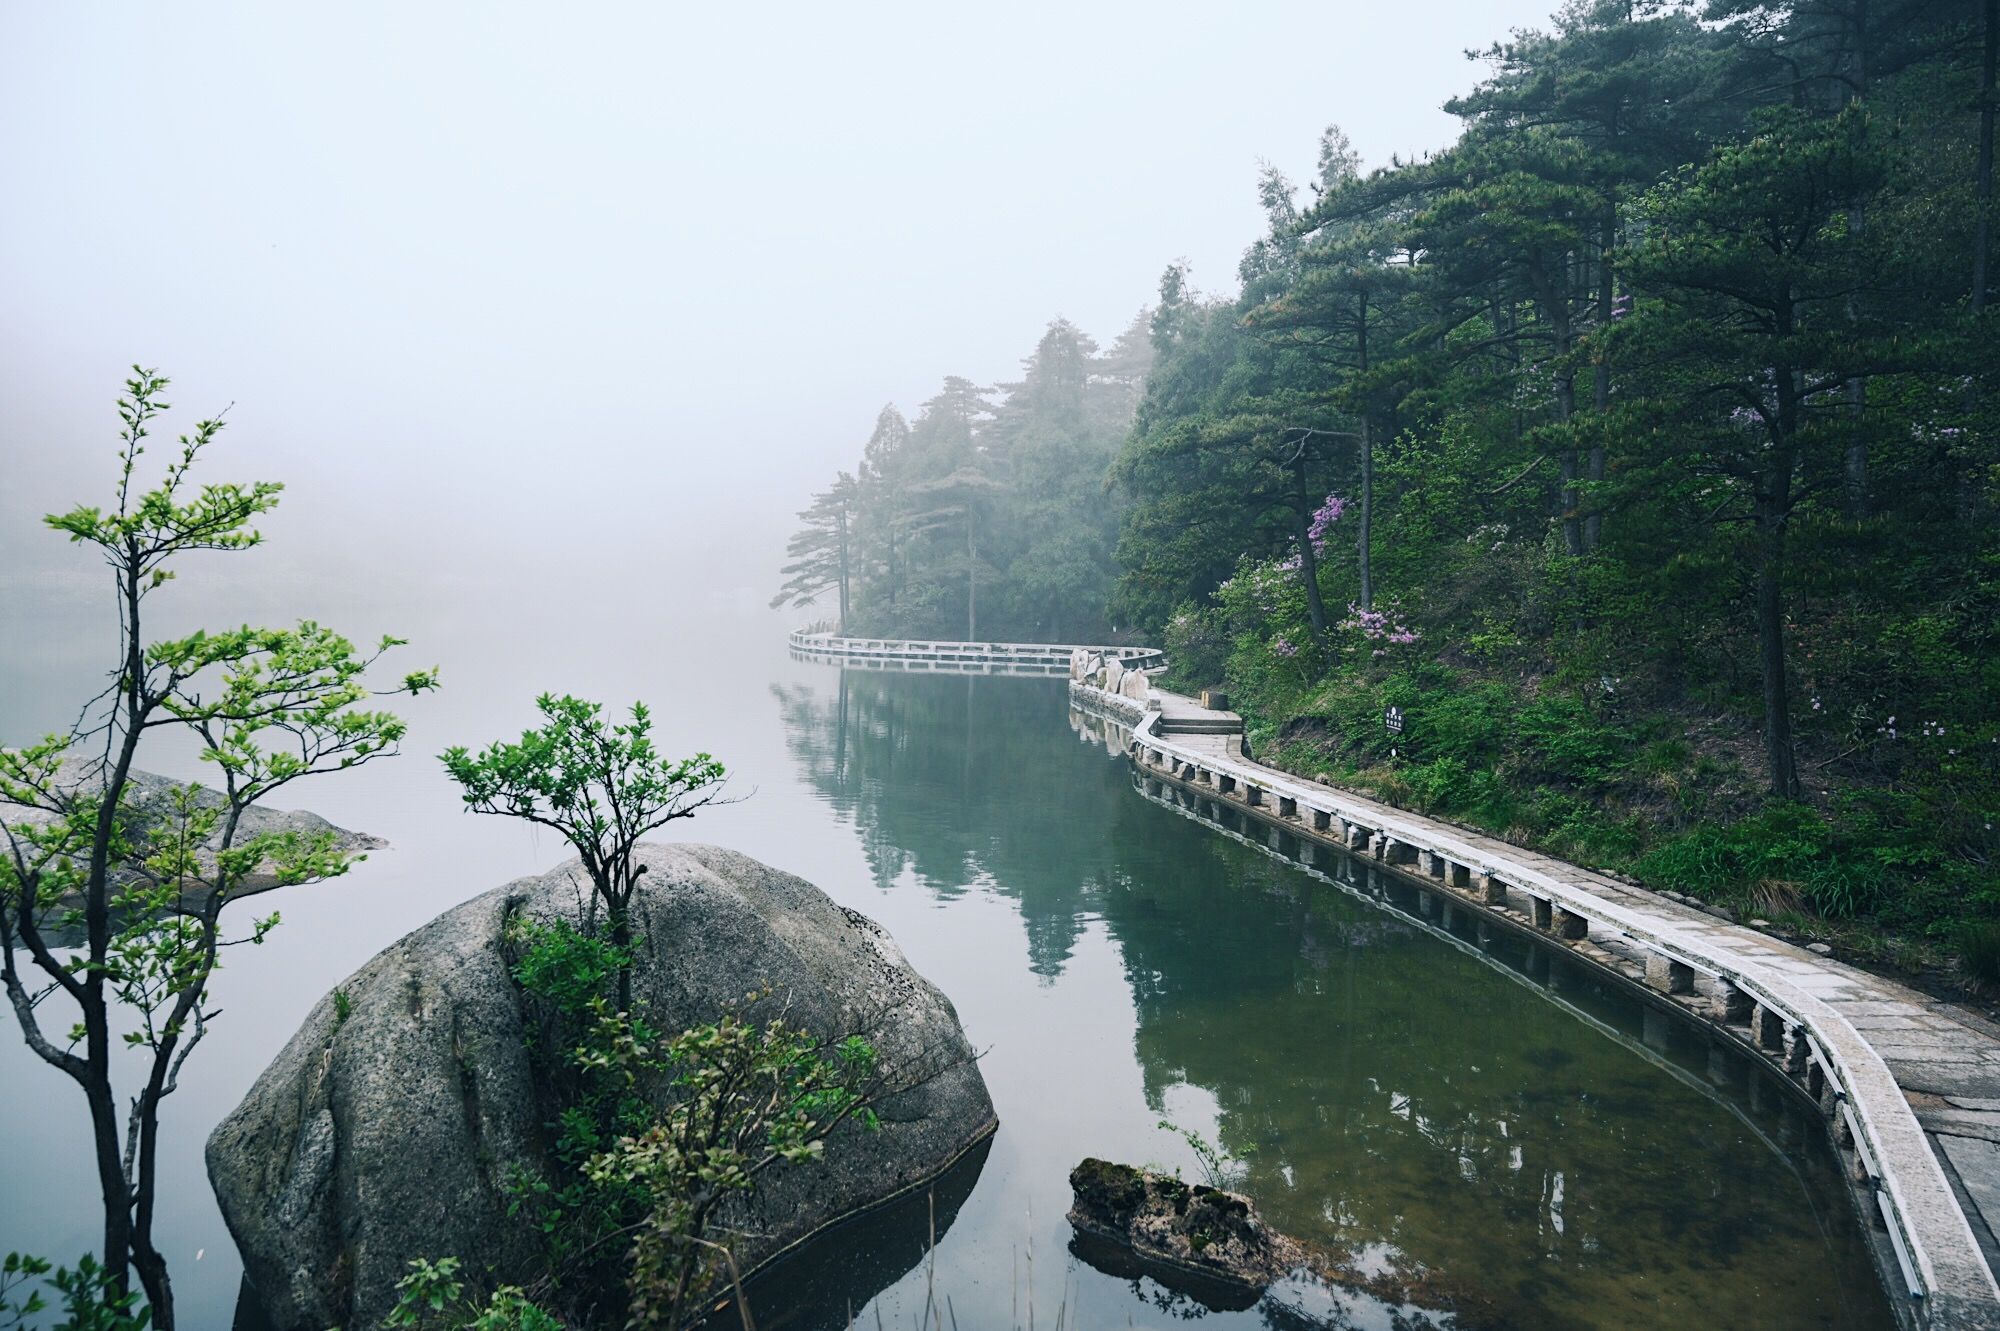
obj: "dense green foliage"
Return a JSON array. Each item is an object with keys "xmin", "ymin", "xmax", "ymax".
[
  {"xmin": 0, "ymin": 372, "xmax": 435, "ymax": 1330},
  {"xmin": 1122, "ymin": 0, "xmax": 1999, "ymax": 950},
  {"xmin": 780, "ymin": 316, "xmax": 1153, "ymax": 642}
]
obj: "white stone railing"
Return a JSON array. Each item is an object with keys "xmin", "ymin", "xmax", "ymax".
[
  {"xmin": 1071, "ymin": 675, "xmax": 2000, "ymax": 1330},
  {"xmin": 788, "ymin": 630, "xmax": 1166, "ymax": 675}
]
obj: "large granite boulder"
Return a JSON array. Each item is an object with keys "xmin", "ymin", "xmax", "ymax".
[{"xmin": 208, "ymin": 844, "xmax": 996, "ymax": 1330}]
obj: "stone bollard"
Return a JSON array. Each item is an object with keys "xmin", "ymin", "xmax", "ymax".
[
  {"xmin": 1751, "ymin": 1004, "xmax": 1786, "ymax": 1052},
  {"xmin": 1646, "ymin": 952, "xmax": 1697, "ymax": 996},
  {"xmin": 1718, "ymin": 980, "xmax": 1754, "ymax": 1024},
  {"xmin": 1474, "ymin": 871, "xmax": 1507, "ymax": 905},
  {"xmin": 1782, "ymin": 1026, "xmax": 1810, "ymax": 1077}
]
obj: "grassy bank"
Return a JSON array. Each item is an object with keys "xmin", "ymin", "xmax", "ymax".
[{"xmin": 1162, "ymin": 578, "xmax": 1999, "ymax": 990}]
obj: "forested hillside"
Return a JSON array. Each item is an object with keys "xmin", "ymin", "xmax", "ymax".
[
  {"xmin": 772, "ymin": 316, "xmax": 1151, "ymax": 643},
  {"xmin": 783, "ymin": 0, "xmax": 1999, "ymax": 961}
]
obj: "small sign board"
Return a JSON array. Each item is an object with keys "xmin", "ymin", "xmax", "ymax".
[{"xmin": 1385, "ymin": 706, "xmax": 1405, "ymax": 736}]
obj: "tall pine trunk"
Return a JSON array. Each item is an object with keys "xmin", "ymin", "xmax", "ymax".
[
  {"xmin": 1292, "ymin": 457, "xmax": 1330, "ymax": 645},
  {"xmin": 1356, "ymin": 292, "xmax": 1375, "ymax": 611},
  {"xmin": 835, "ymin": 509, "xmax": 850, "ymax": 633},
  {"xmin": 1978, "ymin": 0, "xmax": 1998, "ymax": 312},
  {"xmin": 1843, "ymin": 1, "xmax": 1872, "ymax": 516},
  {"xmin": 1587, "ymin": 207, "xmax": 1614, "ymax": 551},
  {"xmin": 1759, "ymin": 357, "xmax": 1802, "ymax": 799},
  {"xmin": 965, "ymin": 514, "xmax": 977, "ymax": 640},
  {"xmin": 1548, "ymin": 263, "xmax": 1583, "ymax": 557}
]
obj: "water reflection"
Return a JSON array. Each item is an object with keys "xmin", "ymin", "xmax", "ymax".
[{"xmin": 775, "ymin": 669, "xmax": 1894, "ymax": 1330}]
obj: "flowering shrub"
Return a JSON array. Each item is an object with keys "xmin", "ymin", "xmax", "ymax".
[
  {"xmin": 1338, "ymin": 601, "xmax": 1420, "ymax": 658},
  {"xmin": 1307, "ymin": 492, "xmax": 1347, "ymax": 553}
]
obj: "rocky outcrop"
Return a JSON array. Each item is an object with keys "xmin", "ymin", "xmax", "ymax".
[
  {"xmin": 1067, "ymin": 1160, "xmax": 1484, "ymax": 1324},
  {"xmin": 208, "ymin": 844, "xmax": 996, "ymax": 1331},
  {"xmin": 1, "ymin": 765, "xmax": 383, "ymax": 918},
  {"xmin": 1067, "ymin": 1159, "xmax": 1297, "ymax": 1306}
]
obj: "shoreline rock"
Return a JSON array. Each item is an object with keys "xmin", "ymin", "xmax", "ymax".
[{"xmin": 1067, "ymin": 1158, "xmax": 1300, "ymax": 1305}]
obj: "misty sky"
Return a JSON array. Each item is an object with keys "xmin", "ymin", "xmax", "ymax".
[{"xmin": 2, "ymin": 1, "xmax": 1561, "ymax": 665}]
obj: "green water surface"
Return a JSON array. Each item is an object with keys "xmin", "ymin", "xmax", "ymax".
[{"xmin": 757, "ymin": 668, "xmax": 1894, "ymax": 1331}]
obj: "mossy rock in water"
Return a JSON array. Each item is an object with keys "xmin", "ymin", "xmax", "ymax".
[
  {"xmin": 1066, "ymin": 1159, "xmax": 1289, "ymax": 1306},
  {"xmin": 208, "ymin": 845, "xmax": 997, "ymax": 1331},
  {"xmin": 1067, "ymin": 1159, "xmax": 1488, "ymax": 1325}
]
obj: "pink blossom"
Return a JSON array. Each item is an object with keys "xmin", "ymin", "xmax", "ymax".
[{"xmin": 1307, "ymin": 492, "xmax": 1348, "ymax": 553}]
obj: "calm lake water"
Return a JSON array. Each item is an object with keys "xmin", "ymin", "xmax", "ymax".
[{"xmin": 0, "ymin": 620, "xmax": 1893, "ymax": 1330}]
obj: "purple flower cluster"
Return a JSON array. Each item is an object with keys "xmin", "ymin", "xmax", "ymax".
[
  {"xmin": 1273, "ymin": 636, "xmax": 1298, "ymax": 658},
  {"xmin": 1340, "ymin": 602, "xmax": 1420, "ymax": 653},
  {"xmin": 1307, "ymin": 492, "xmax": 1348, "ymax": 553}
]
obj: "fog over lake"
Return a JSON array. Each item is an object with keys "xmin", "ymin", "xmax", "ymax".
[{"xmin": 8, "ymin": 4, "xmax": 1893, "ymax": 1328}]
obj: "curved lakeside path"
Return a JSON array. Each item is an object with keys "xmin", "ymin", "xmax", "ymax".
[{"xmin": 790, "ymin": 631, "xmax": 2000, "ymax": 1328}]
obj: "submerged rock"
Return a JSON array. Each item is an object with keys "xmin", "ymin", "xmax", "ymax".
[
  {"xmin": 1067, "ymin": 1159, "xmax": 1487, "ymax": 1326},
  {"xmin": 1067, "ymin": 1158, "xmax": 1298, "ymax": 1306},
  {"xmin": 209, "ymin": 844, "xmax": 996, "ymax": 1331}
]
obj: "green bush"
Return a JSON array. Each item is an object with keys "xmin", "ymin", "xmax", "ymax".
[
  {"xmin": 1956, "ymin": 921, "xmax": 2000, "ymax": 986},
  {"xmin": 1514, "ymin": 695, "xmax": 1632, "ymax": 786}
]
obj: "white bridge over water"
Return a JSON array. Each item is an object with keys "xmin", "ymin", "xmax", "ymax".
[{"xmin": 788, "ymin": 629, "xmax": 1164, "ymax": 677}]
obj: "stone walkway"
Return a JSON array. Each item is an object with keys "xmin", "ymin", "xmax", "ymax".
[{"xmin": 1070, "ymin": 670, "xmax": 2000, "ymax": 1329}]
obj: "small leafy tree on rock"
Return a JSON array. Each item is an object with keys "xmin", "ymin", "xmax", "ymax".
[{"xmin": 440, "ymin": 697, "xmax": 727, "ymax": 1007}]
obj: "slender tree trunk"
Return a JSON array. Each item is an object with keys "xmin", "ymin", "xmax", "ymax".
[
  {"xmin": 1553, "ymin": 287, "xmax": 1582, "ymax": 557},
  {"xmin": 1761, "ymin": 354, "xmax": 1802, "ymax": 800},
  {"xmin": 1587, "ymin": 208, "xmax": 1614, "ymax": 551},
  {"xmin": 610, "ymin": 895, "xmax": 633, "ymax": 1014},
  {"xmin": 1356, "ymin": 292, "xmax": 1375, "ymax": 611},
  {"xmin": 1977, "ymin": 0, "xmax": 1998, "ymax": 313},
  {"xmin": 84, "ymin": 555, "xmax": 150, "ymax": 1299},
  {"xmin": 131, "ymin": 1131, "xmax": 173, "ymax": 1330},
  {"xmin": 1357, "ymin": 418, "xmax": 1374, "ymax": 612},
  {"xmin": 835, "ymin": 509, "xmax": 850, "ymax": 634},
  {"xmin": 1844, "ymin": 1, "xmax": 1872, "ymax": 516},
  {"xmin": 1292, "ymin": 458, "xmax": 1330, "ymax": 645},
  {"xmin": 965, "ymin": 514, "xmax": 976, "ymax": 641}
]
